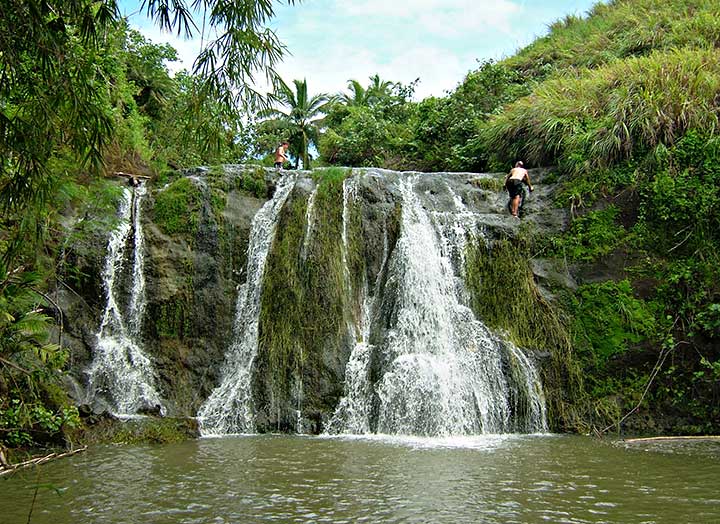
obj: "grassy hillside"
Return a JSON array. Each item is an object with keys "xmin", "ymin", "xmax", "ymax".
[
  {"xmin": 485, "ymin": 48, "xmax": 720, "ymax": 171},
  {"xmin": 505, "ymin": 0, "xmax": 720, "ymax": 78}
]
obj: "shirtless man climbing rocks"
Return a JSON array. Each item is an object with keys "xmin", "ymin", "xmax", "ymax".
[{"xmin": 504, "ymin": 161, "xmax": 534, "ymax": 218}]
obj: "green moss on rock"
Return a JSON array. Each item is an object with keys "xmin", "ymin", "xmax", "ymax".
[
  {"xmin": 256, "ymin": 168, "xmax": 356, "ymax": 428},
  {"xmin": 79, "ymin": 416, "xmax": 199, "ymax": 445},
  {"xmin": 156, "ymin": 299, "xmax": 191, "ymax": 338},
  {"xmin": 236, "ymin": 166, "xmax": 268, "ymax": 198},
  {"xmin": 153, "ymin": 178, "xmax": 201, "ymax": 237},
  {"xmin": 464, "ymin": 235, "xmax": 586, "ymax": 431}
]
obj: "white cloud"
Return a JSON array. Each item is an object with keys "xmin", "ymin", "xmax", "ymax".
[
  {"xmin": 416, "ymin": 1, "xmax": 522, "ymax": 35},
  {"xmin": 333, "ymin": 0, "xmax": 522, "ymax": 34},
  {"xmin": 383, "ymin": 46, "xmax": 468, "ymax": 98},
  {"xmin": 272, "ymin": 39, "xmax": 469, "ymax": 100},
  {"xmin": 335, "ymin": 0, "xmax": 511, "ymax": 17},
  {"xmin": 264, "ymin": 0, "xmax": 532, "ymax": 99},
  {"xmin": 276, "ymin": 43, "xmax": 381, "ymax": 94}
]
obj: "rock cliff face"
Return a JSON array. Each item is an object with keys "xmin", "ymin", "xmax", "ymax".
[{"xmin": 59, "ymin": 166, "xmax": 571, "ymax": 435}]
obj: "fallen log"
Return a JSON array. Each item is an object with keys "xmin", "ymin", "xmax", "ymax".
[
  {"xmin": 0, "ymin": 446, "xmax": 88, "ymax": 477},
  {"xmin": 624, "ymin": 436, "xmax": 720, "ymax": 443},
  {"xmin": 113, "ymin": 172, "xmax": 151, "ymax": 179}
]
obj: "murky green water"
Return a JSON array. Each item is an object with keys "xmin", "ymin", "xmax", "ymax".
[{"xmin": 2, "ymin": 434, "xmax": 719, "ymax": 523}]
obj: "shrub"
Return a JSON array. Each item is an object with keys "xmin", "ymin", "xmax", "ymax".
[
  {"xmin": 571, "ymin": 279, "xmax": 657, "ymax": 364},
  {"xmin": 547, "ymin": 206, "xmax": 627, "ymax": 262}
]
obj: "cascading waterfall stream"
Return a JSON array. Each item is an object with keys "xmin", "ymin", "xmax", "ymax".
[
  {"xmin": 127, "ymin": 186, "xmax": 147, "ymax": 338},
  {"xmin": 341, "ymin": 176, "xmax": 359, "ymax": 296},
  {"xmin": 331, "ymin": 174, "xmax": 547, "ymax": 436},
  {"xmin": 328, "ymin": 220, "xmax": 390, "ymax": 434},
  {"xmin": 107, "ymin": 167, "xmax": 547, "ymax": 436},
  {"xmin": 376, "ymin": 176, "xmax": 510, "ymax": 435},
  {"xmin": 198, "ymin": 175, "xmax": 296, "ymax": 435},
  {"xmin": 300, "ymin": 186, "xmax": 318, "ymax": 261},
  {"xmin": 85, "ymin": 185, "xmax": 165, "ymax": 416},
  {"xmin": 430, "ymin": 181, "xmax": 480, "ymax": 304},
  {"xmin": 506, "ymin": 343, "xmax": 548, "ymax": 433}
]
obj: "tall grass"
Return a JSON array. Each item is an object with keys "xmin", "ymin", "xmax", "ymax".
[
  {"xmin": 483, "ymin": 48, "xmax": 720, "ymax": 174},
  {"xmin": 506, "ymin": 0, "xmax": 720, "ymax": 78}
]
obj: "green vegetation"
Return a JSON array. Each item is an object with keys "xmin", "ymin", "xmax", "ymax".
[
  {"xmin": 0, "ymin": 263, "xmax": 82, "ymax": 448},
  {"xmin": 482, "ymin": 48, "xmax": 720, "ymax": 172},
  {"xmin": 79, "ymin": 417, "xmax": 199, "ymax": 445},
  {"xmin": 152, "ymin": 178, "xmax": 202, "ymax": 237},
  {"xmin": 235, "ymin": 167, "xmax": 269, "ymax": 199},
  {"xmin": 1, "ymin": 0, "xmax": 296, "ymax": 449},
  {"xmin": 466, "ymin": 236, "xmax": 569, "ymax": 351},
  {"xmin": 547, "ymin": 207, "xmax": 627, "ymax": 262},
  {"xmin": 156, "ymin": 300, "xmax": 192, "ymax": 339},
  {"xmin": 504, "ymin": 0, "xmax": 720, "ymax": 77},
  {"xmin": 318, "ymin": 77, "xmax": 417, "ymax": 169},
  {"xmin": 452, "ymin": 0, "xmax": 720, "ymax": 434},
  {"xmin": 572, "ymin": 280, "xmax": 659, "ymax": 364},
  {"xmin": 471, "ymin": 176, "xmax": 505, "ymax": 193},
  {"xmin": 258, "ymin": 79, "xmax": 333, "ymax": 169},
  {"xmin": 258, "ymin": 168, "xmax": 358, "ymax": 418},
  {"xmin": 464, "ymin": 235, "xmax": 586, "ymax": 430},
  {"xmin": 307, "ymin": 0, "xmax": 720, "ymax": 177}
]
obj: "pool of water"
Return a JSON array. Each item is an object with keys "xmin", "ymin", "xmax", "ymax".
[{"xmin": 2, "ymin": 434, "xmax": 719, "ymax": 523}]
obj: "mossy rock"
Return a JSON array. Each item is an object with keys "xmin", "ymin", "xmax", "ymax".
[{"xmin": 79, "ymin": 416, "xmax": 200, "ymax": 445}]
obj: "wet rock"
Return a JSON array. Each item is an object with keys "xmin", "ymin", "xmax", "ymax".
[{"xmin": 138, "ymin": 404, "xmax": 164, "ymax": 417}]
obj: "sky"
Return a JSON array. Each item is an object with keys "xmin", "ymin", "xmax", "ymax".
[{"xmin": 120, "ymin": 0, "xmax": 600, "ymax": 100}]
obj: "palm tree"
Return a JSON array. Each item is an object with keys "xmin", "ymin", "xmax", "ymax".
[
  {"xmin": 263, "ymin": 79, "xmax": 332, "ymax": 169},
  {"xmin": 366, "ymin": 74, "xmax": 395, "ymax": 105},
  {"xmin": 338, "ymin": 75, "xmax": 396, "ymax": 109},
  {"xmin": 340, "ymin": 79, "xmax": 368, "ymax": 107}
]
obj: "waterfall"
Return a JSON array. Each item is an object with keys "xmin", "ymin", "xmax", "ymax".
[
  {"xmin": 198, "ymin": 175, "xmax": 296, "ymax": 435},
  {"xmin": 341, "ymin": 177, "xmax": 357, "ymax": 265},
  {"xmin": 328, "ymin": 223, "xmax": 390, "ymax": 434},
  {"xmin": 331, "ymin": 174, "xmax": 546, "ymax": 436},
  {"xmin": 341, "ymin": 176, "xmax": 359, "ymax": 296},
  {"xmin": 85, "ymin": 185, "xmax": 165, "ymax": 416},
  {"xmin": 127, "ymin": 186, "xmax": 147, "ymax": 338},
  {"xmin": 300, "ymin": 186, "xmax": 318, "ymax": 261},
  {"xmin": 506, "ymin": 343, "xmax": 548, "ymax": 433}
]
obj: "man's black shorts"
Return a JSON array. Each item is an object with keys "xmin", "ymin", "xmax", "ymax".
[{"xmin": 506, "ymin": 179, "xmax": 525, "ymax": 199}]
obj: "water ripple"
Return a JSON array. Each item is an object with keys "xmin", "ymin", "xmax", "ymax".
[{"xmin": 1, "ymin": 435, "xmax": 719, "ymax": 524}]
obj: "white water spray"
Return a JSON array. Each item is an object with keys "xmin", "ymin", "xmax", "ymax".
[
  {"xmin": 198, "ymin": 176, "xmax": 295, "ymax": 435},
  {"xmin": 301, "ymin": 186, "xmax": 318, "ymax": 261},
  {"xmin": 328, "ymin": 223, "xmax": 390, "ymax": 434},
  {"xmin": 331, "ymin": 175, "xmax": 546, "ymax": 436},
  {"xmin": 85, "ymin": 185, "xmax": 164, "ymax": 415}
]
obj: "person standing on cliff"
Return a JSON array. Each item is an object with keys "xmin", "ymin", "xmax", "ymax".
[
  {"xmin": 504, "ymin": 161, "xmax": 534, "ymax": 218},
  {"xmin": 274, "ymin": 141, "xmax": 289, "ymax": 169}
]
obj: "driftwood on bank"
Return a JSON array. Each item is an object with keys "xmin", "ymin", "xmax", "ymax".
[
  {"xmin": 113, "ymin": 172, "xmax": 151, "ymax": 179},
  {"xmin": 114, "ymin": 172, "xmax": 151, "ymax": 189},
  {"xmin": 624, "ymin": 436, "xmax": 720, "ymax": 443},
  {"xmin": 0, "ymin": 446, "xmax": 88, "ymax": 477}
]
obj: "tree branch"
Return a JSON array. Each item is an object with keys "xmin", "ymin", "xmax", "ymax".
[
  {"xmin": 0, "ymin": 356, "xmax": 31, "ymax": 375},
  {"xmin": 0, "ymin": 446, "xmax": 88, "ymax": 477}
]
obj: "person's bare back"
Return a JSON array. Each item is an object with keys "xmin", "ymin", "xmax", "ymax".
[{"xmin": 508, "ymin": 166, "xmax": 528, "ymax": 181}]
